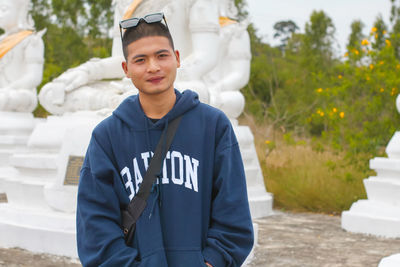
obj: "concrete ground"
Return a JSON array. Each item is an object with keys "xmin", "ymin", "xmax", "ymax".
[
  {"xmin": 1, "ymin": 210, "xmax": 399, "ymax": 266},
  {"xmin": 248, "ymin": 211, "xmax": 400, "ymax": 267}
]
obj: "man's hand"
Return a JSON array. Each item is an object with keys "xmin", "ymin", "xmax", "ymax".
[{"xmin": 205, "ymin": 262, "xmax": 213, "ymax": 267}]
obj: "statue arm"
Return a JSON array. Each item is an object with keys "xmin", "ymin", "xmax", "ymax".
[
  {"xmin": 210, "ymin": 31, "xmax": 251, "ymax": 93},
  {"xmin": 57, "ymin": 55, "xmax": 125, "ymax": 92},
  {"xmin": 179, "ymin": 0, "xmax": 220, "ymax": 81}
]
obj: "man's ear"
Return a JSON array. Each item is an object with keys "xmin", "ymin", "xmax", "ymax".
[
  {"xmin": 122, "ymin": 61, "xmax": 129, "ymax": 77},
  {"xmin": 175, "ymin": 50, "xmax": 181, "ymax": 68}
]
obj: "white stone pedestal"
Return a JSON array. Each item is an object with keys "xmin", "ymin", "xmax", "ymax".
[
  {"xmin": 234, "ymin": 124, "xmax": 273, "ymax": 219},
  {"xmin": 0, "ymin": 112, "xmax": 105, "ymax": 257},
  {"xmin": 341, "ymin": 131, "xmax": 400, "ymax": 238},
  {"xmin": 0, "ymin": 112, "xmax": 37, "ymax": 199},
  {"xmin": 379, "ymin": 254, "xmax": 400, "ymax": 267},
  {"xmin": 0, "ymin": 112, "xmax": 36, "ymax": 166}
]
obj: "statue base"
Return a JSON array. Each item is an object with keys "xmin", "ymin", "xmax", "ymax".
[
  {"xmin": 0, "ymin": 112, "xmax": 38, "ymax": 197},
  {"xmin": 379, "ymin": 254, "xmax": 400, "ymax": 267},
  {"xmin": 0, "ymin": 204, "xmax": 76, "ymax": 257},
  {"xmin": 233, "ymin": 124, "xmax": 273, "ymax": 219},
  {"xmin": 342, "ymin": 132, "xmax": 400, "ymax": 238},
  {"xmin": 0, "ymin": 111, "xmax": 104, "ymax": 258}
]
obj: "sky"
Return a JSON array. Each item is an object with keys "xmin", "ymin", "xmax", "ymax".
[{"xmin": 246, "ymin": 0, "xmax": 392, "ymax": 54}]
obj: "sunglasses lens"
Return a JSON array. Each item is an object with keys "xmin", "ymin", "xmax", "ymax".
[
  {"xmin": 144, "ymin": 13, "xmax": 164, "ymax": 23},
  {"xmin": 120, "ymin": 18, "xmax": 140, "ymax": 29}
]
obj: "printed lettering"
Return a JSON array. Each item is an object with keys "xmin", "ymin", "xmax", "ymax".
[
  {"xmin": 120, "ymin": 167, "xmax": 135, "ymax": 200},
  {"xmin": 133, "ymin": 157, "xmax": 143, "ymax": 193},
  {"xmin": 171, "ymin": 151, "xmax": 184, "ymax": 185},
  {"xmin": 162, "ymin": 151, "xmax": 171, "ymax": 184},
  {"xmin": 184, "ymin": 155, "xmax": 199, "ymax": 192}
]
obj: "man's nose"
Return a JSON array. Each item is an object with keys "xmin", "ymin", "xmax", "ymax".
[{"xmin": 147, "ymin": 58, "xmax": 160, "ymax": 72}]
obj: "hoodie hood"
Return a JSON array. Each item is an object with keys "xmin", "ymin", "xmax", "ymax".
[{"xmin": 113, "ymin": 89, "xmax": 199, "ymax": 130}]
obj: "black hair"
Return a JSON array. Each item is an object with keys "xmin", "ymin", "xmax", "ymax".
[{"xmin": 122, "ymin": 20, "xmax": 175, "ymax": 60}]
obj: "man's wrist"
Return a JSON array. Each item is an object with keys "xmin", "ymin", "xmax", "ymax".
[{"xmin": 205, "ymin": 262, "xmax": 213, "ymax": 267}]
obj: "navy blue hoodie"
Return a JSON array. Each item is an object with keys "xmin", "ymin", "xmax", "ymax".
[{"xmin": 76, "ymin": 90, "xmax": 254, "ymax": 267}]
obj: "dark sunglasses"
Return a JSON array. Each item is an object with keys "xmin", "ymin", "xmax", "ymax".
[{"xmin": 119, "ymin": 12, "xmax": 169, "ymax": 40}]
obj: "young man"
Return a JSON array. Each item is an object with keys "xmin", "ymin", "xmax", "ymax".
[{"xmin": 76, "ymin": 13, "xmax": 253, "ymax": 267}]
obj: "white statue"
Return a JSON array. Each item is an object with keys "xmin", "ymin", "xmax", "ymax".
[
  {"xmin": 0, "ymin": 0, "xmax": 44, "ymax": 112},
  {"xmin": 38, "ymin": 0, "xmax": 226, "ymax": 114},
  {"xmin": 207, "ymin": 0, "xmax": 251, "ymax": 121}
]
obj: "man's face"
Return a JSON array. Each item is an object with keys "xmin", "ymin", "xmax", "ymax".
[
  {"xmin": 122, "ymin": 36, "xmax": 180, "ymax": 97},
  {"xmin": 0, "ymin": 0, "xmax": 17, "ymax": 30}
]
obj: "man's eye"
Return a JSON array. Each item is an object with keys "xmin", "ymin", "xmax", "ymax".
[
  {"xmin": 159, "ymin": 54, "xmax": 168, "ymax": 58},
  {"xmin": 134, "ymin": 59, "xmax": 144, "ymax": 63}
]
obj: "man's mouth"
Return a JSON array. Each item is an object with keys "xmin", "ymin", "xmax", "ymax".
[{"xmin": 147, "ymin": 77, "xmax": 164, "ymax": 84}]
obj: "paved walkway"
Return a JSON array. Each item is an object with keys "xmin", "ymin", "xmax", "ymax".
[
  {"xmin": 248, "ymin": 211, "xmax": 400, "ymax": 267},
  {"xmin": 1, "ymin": 211, "xmax": 399, "ymax": 266}
]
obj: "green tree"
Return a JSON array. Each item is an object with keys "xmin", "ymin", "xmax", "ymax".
[
  {"xmin": 304, "ymin": 11, "xmax": 336, "ymax": 56},
  {"xmin": 347, "ymin": 20, "xmax": 365, "ymax": 52},
  {"xmin": 390, "ymin": 0, "xmax": 400, "ymax": 58},
  {"xmin": 273, "ymin": 20, "xmax": 299, "ymax": 51},
  {"xmin": 371, "ymin": 15, "xmax": 388, "ymax": 50}
]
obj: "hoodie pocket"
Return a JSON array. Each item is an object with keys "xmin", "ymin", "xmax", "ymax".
[{"xmin": 165, "ymin": 249, "xmax": 207, "ymax": 267}]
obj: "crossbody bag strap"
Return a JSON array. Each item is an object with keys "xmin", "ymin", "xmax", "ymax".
[
  {"xmin": 124, "ymin": 115, "xmax": 182, "ymax": 215},
  {"xmin": 137, "ymin": 115, "xmax": 182, "ymax": 199}
]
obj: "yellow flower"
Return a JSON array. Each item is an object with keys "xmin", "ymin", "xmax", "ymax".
[
  {"xmin": 366, "ymin": 76, "xmax": 370, "ymax": 81},
  {"xmin": 386, "ymin": 39, "xmax": 391, "ymax": 46},
  {"xmin": 339, "ymin": 112, "xmax": 345, "ymax": 119},
  {"xmin": 375, "ymin": 33, "xmax": 379, "ymax": 39},
  {"xmin": 371, "ymin": 27, "xmax": 377, "ymax": 33},
  {"xmin": 354, "ymin": 49, "xmax": 359, "ymax": 55},
  {"xmin": 380, "ymin": 88, "xmax": 384, "ymax": 92},
  {"xmin": 361, "ymin": 39, "xmax": 369, "ymax": 46},
  {"xmin": 379, "ymin": 61, "xmax": 384, "ymax": 65},
  {"xmin": 369, "ymin": 64, "xmax": 374, "ymax": 70},
  {"xmin": 316, "ymin": 88, "xmax": 323, "ymax": 93},
  {"xmin": 397, "ymin": 64, "xmax": 400, "ymax": 69},
  {"xmin": 320, "ymin": 112, "xmax": 325, "ymax": 117},
  {"xmin": 265, "ymin": 140, "xmax": 271, "ymax": 145},
  {"xmin": 332, "ymin": 108, "xmax": 337, "ymax": 113},
  {"xmin": 383, "ymin": 30, "xmax": 387, "ymax": 35},
  {"xmin": 344, "ymin": 52, "xmax": 349, "ymax": 57},
  {"xmin": 338, "ymin": 75, "xmax": 343, "ymax": 79},
  {"xmin": 391, "ymin": 88, "xmax": 397, "ymax": 96}
]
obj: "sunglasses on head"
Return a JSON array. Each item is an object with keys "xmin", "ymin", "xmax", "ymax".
[{"xmin": 119, "ymin": 12, "xmax": 169, "ymax": 40}]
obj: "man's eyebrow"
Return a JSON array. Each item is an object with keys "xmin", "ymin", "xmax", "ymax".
[
  {"xmin": 130, "ymin": 49, "xmax": 171, "ymax": 60},
  {"xmin": 131, "ymin": 54, "xmax": 146, "ymax": 60},
  {"xmin": 155, "ymin": 49, "xmax": 171, "ymax": 54}
]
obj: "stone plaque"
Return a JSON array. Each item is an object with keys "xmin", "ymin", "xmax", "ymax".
[
  {"xmin": 0, "ymin": 193, "xmax": 8, "ymax": 203},
  {"xmin": 64, "ymin": 156, "xmax": 84, "ymax": 186}
]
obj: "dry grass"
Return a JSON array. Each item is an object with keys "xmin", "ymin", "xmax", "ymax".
[{"xmin": 240, "ymin": 114, "xmax": 372, "ymax": 214}]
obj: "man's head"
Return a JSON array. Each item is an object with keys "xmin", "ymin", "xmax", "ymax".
[
  {"xmin": 121, "ymin": 14, "xmax": 180, "ymax": 97},
  {"xmin": 121, "ymin": 14, "xmax": 175, "ymax": 60}
]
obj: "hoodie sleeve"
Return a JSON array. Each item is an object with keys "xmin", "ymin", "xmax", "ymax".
[
  {"xmin": 76, "ymin": 134, "xmax": 140, "ymax": 267},
  {"xmin": 202, "ymin": 114, "xmax": 254, "ymax": 267}
]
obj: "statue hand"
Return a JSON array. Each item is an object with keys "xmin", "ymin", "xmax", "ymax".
[
  {"xmin": 40, "ymin": 82, "xmax": 65, "ymax": 106},
  {"xmin": 55, "ymin": 69, "xmax": 89, "ymax": 92}
]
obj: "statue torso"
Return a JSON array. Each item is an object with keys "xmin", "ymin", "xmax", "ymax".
[{"xmin": 0, "ymin": 33, "xmax": 43, "ymax": 88}]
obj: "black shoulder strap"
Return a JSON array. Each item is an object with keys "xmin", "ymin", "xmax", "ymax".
[
  {"xmin": 121, "ymin": 115, "xmax": 182, "ymax": 245},
  {"xmin": 136, "ymin": 115, "xmax": 182, "ymax": 199}
]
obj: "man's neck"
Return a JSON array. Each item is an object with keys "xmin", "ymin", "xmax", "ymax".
[{"xmin": 139, "ymin": 89, "xmax": 176, "ymax": 119}]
